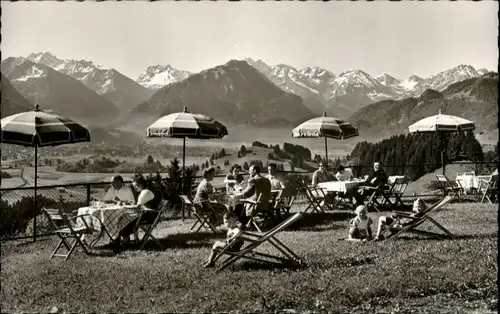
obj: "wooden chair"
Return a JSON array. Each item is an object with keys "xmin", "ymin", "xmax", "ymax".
[
  {"xmin": 213, "ymin": 212, "xmax": 305, "ymax": 272},
  {"xmin": 383, "ymin": 195, "xmax": 454, "ymax": 240},
  {"xmin": 42, "ymin": 207, "xmax": 107, "ymax": 260},
  {"xmin": 382, "ymin": 177, "xmax": 410, "ymax": 208},
  {"xmin": 298, "ymin": 180, "xmax": 328, "ymax": 213},
  {"xmin": 133, "ymin": 200, "xmax": 169, "ymax": 250},
  {"xmin": 180, "ymin": 195, "xmax": 218, "ymax": 234},
  {"xmin": 276, "ymin": 185, "xmax": 298, "ymax": 218},
  {"xmin": 435, "ymin": 174, "xmax": 465, "ymax": 202},
  {"xmin": 242, "ymin": 193, "xmax": 280, "ymax": 232},
  {"xmin": 361, "ymin": 184, "xmax": 392, "ymax": 212},
  {"xmin": 478, "ymin": 174, "xmax": 498, "ymax": 204}
]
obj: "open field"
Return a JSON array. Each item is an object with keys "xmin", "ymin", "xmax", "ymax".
[{"xmin": 1, "ymin": 202, "xmax": 497, "ymax": 313}]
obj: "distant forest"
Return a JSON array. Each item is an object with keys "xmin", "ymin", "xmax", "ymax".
[{"xmin": 348, "ymin": 132, "xmax": 496, "ymax": 180}]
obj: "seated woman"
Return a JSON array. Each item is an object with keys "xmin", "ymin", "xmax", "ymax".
[
  {"xmin": 224, "ymin": 164, "xmax": 242, "ymax": 194},
  {"xmin": 115, "ymin": 175, "xmax": 161, "ymax": 251},
  {"xmin": 103, "ymin": 175, "xmax": 135, "ymax": 204},
  {"xmin": 372, "ymin": 198, "xmax": 427, "ymax": 241},
  {"xmin": 355, "ymin": 162, "xmax": 389, "ymax": 204},
  {"xmin": 194, "ymin": 167, "xmax": 228, "ymax": 225},
  {"xmin": 228, "ymin": 173, "xmax": 246, "ymax": 218}
]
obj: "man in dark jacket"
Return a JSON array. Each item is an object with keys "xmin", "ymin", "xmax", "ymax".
[
  {"xmin": 355, "ymin": 162, "xmax": 389, "ymax": 204},
  {"xmin": 233, "ymin": 164, "xmax": 272, "ymax": 217}
]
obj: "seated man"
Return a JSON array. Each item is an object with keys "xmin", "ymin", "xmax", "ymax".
[
  {"xmin": 311, "ymin": 162, "xmax": 329, "ymax": 186},
  {"xmin": 103, "ymin": 175, "xmax": 135, "ymax": 204},
  {"xmin": 372, "ymin": 198, "xmax": 427, "ymax": 241},
  {"xmin": 355, "ymin": 162, "xmax": 389, "ymax": 204},
  {"xmin": 266, "ymin": 163, "xmax": 286, "ymax": 190},
  {"xmin": 232, "ymin": 165, "xmax": 272, "ymax": 224},
  {"xmin": 335, "ymin": 165, "xmax": 353, "ymax": 181}
]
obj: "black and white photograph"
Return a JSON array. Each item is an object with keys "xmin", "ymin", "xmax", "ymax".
[{"xmin": 1, "ymin": 1, "xmax": 498, "ymax": 313}]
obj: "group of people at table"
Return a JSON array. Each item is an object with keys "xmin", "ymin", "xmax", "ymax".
[{"xmin": 92, "ymin": 160, "xmax": 411, "ymax": 259}]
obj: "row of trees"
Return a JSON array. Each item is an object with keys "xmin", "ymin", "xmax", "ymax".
[{"xmin": 348, "ymin": 132, "xmax": 487, "ymax": 179}]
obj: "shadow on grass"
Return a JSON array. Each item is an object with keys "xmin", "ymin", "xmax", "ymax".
[
  {"xmin": 138, "ymin": 231, "xmax": 225, "ymax": 251},
  {"xmin": 229, "ymin": 261, "xmax": 306, "ymax": 272},
  {"xmin": 286, "ymin": 212, "xmax": 356, "ymax": 232},
  {"xmin": 391, "ymin": 232, "xmax": 497, "ymax": 242}
]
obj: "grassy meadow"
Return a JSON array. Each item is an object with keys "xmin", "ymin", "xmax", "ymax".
[{"xmin": 1, "ymin": 202, "xmax": 497, "ymax": 313}]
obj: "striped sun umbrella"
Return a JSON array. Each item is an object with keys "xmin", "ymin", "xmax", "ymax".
[
  {"xmin": 408, "ymin": 110, "xmax": 475, "ymax": 174},
  {"xmin": 408, "ymin": 110, "xmax": 475, "ymax": 133},
  {"xmin": 146, "ymin": 106, "xmax": 228, "ymax": 186},
  {"xmin": 292, "ymin": 112, "xmax": 359, "ymax": 166},
  {"xmin": 1, "ymin": 104, "xmax": 91, "ymax": 241}
]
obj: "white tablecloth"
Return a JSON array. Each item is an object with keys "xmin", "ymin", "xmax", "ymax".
[
  {"xmin": 388, "ymin": 176, "xmax": 405, "ymax": 184},
  {"xmin": 78, "ymin": 204, "xmax": 141, "ymax": 240},
  {"xmin": 318, "ymin": 180, "xmax": 365, "ymax": 193}
]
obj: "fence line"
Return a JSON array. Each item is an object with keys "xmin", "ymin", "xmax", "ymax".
[{"xmin": 1, "ymin": 161, "xmax": 496, "ymax": 241}]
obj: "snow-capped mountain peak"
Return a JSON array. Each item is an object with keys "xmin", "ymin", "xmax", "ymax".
[
  {"xmin": 136, "ymin": 64, "xmax": 192, "ymax": 90},
  {"xmin": 375, "ymin": 73, "xmax": 401, "ymax": 86}
]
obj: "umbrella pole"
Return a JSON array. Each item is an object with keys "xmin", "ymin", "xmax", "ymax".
[
  {"xmin": 441, "ymin": 150, "xmax": 445, "ymax": 175},
  {"xmin": 33, "ymin": 145, "xmax": 38, "ymax": 242},
  {"xmin": 182, "ymin": 136, "xmax": 186, "ymax": 192},
  {"xmin": 324, "ymin": 137, "xmax": 328, "ymax": 167}
]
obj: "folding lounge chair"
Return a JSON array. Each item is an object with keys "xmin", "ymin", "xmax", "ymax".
[
  {"xmin": 42, "ymin": 207, "xmax": 108, "ymax": 260},
  {"xmin": 213, "ymin": 212, "xmax": 305, "ymax": 272},
  {"xmin": 382, "ymin": 177, "xmax": 409, "ymax": 208},
  {"xmin": 478, "ymin": 174, "xmax": 498, "ymax": 204},
  {"xmin": 180, "ymin": 195, "xmax": 218, "ymax": 234},
  {"xmin": 435, "ymin": 174, "xmax": 465, "ymax": 202},
  {"xmin": 383, "ymin": 195, "xmax": 454, "ymax": 240},
  {"xmin": 133, "ymin": 200, "xmax": 169, "ymax": 250}
]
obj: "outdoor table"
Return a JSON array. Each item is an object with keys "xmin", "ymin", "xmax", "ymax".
[
  {"xmin": 388, "ymin": 175, "xmax": 405, "ymax": 184},
  {"xmin": 77, "ymin": 202, "xmax": 141, "ymax": 241},
  {"xmin": 318, "ymin": 179, "xmax": 365, "ymax": 193}
]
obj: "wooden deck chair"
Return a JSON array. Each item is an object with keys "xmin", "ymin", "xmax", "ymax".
[
  {"xmin": 213, "ymin": 212, "xmax": 305, "ymax": 272},
  {"xmin": 133, "ymin": 200, "xmax": 169, "ymax": 250},
  {"xmin": 435, "ymin": 174, "xmax": 465, "ymax": 202},
  {"xmin": 478, "ymin": 174, "xmax": 498, "ymax": 204},
  {"xmin": 42, "ymin": 207, "xmax": 107, "ymax": 260},
  {"xmin": 382, "ymin": 177, "xmax": 409, "ymax": 208},
  {"xmin": 383, "ymin": 195, "xmax": 454, "ymax": 240},
  {"xmin": 180, "ymin": 195, "xmax": 218, "ymax": 234}
]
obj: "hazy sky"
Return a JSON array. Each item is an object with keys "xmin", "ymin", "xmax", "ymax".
[{"xmin": 2, "ymin": 1, "xmax": 498, "ymax": 79}]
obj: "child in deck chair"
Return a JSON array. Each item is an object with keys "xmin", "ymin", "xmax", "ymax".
[
  {"xmin": 372, "ymin": 198, "xmax": 428, "ymax": 241},
  {"xmin": 203, "ymin": 212, "xmax": 244, "ymax": 268},
  {"xmin": 348, "ymin": 205, "xmax": 373, "ymax": 242}
]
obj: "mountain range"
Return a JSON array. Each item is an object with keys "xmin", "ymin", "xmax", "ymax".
[
  {"xmin": 127, "ymin": 59, "xmax": 315, "ymax": 132},
  {"xmin": 350, "ymin": 72, "xmax": 499, "ymax": 137},
  {"xmin": 26, "ymin": 52, "xmax": 155, "ymax": 111},
  {"xmin": 1, "ymin": 51, "xmax": 496, "ymax": 139}
]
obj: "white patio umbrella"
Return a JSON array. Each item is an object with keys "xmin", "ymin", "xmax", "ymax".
[
  {"xmin": 292, "ymin": 112, "xmax": 359, "ymax": 166},
  {"xmin": 146, "ymin": 106, "xmax": 228, "ymax": 189},
  {"xmin": 408, "ymin": 110, "xmax": 475, "ymax": 174},
  {"xmin": 1, "ymin": 104, "xmax": 91, "ymax": 240}
]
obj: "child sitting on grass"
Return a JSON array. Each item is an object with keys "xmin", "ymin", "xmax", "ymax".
[
  {"xmin": 348, "ymin": 205, "xmax": 373, "ymax": 242},
  {"xmin": 372, "ymin": 198, "xmax": 428, "ymax": 241},
  {"xmin": 203, "ymin": 212, "xmax": 244, "ymax": 268}
]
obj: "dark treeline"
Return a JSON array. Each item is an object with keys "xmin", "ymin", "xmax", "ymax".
[{"xmin": 349, "ymin": 132, "xmax": 491, "ymax": 180}]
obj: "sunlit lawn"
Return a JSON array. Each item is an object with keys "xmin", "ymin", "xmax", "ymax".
[{"xmin": 1, "ymin": 202, "xmax": 497, "ymax": 313}]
